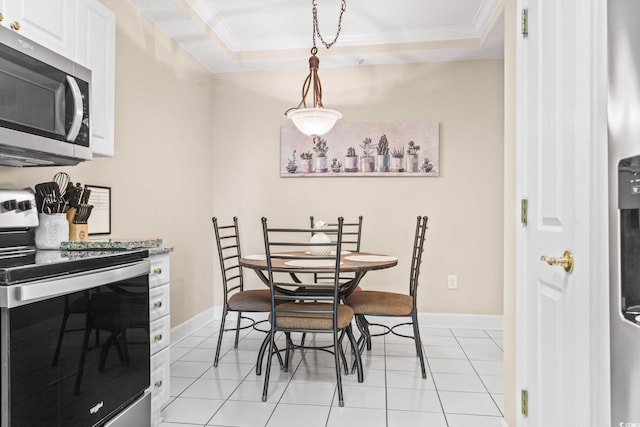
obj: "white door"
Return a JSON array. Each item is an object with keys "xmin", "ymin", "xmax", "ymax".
[{"xmin": 516, "ymin": 0, "xmax": 607, "ymax": 426}]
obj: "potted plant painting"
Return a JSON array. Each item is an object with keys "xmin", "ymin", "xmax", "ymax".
[
  {"xmin": 406, "ymin": 141, "xmax": 420, "ymax": 172},
  {"xmin": 391, "ymin": 147, "xmax": 405, "ymax": 172},
  {"xmin": 344, "ymin": 147, "xmax": 358, "ymax": 172},
  {"xmin": 421, "ymin": 157, "xmax": 434, "ymax": 173},
  {"xmin": 376, "ymin": 134, "xmax": 390, "ymax": 172},
  {"xmin": 360, "ymin": 137, "xmax": 375, "ymax": 172},
  {"xmin": 286, "ymin": 149, "xmax": 298, "ymax": 174},
  {"xmin": 313, "ymin": 137, "xmax": 329, "ymax": 172},
  {"xmin": 330, "ymin": 157, "xmax": 342, "ymax": 173},
  {"xmin": 300, "ymin": 151, "xmax": 313, "ymax": 173}
]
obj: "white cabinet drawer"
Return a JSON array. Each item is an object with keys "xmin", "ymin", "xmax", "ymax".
[
  {"xmin": 149, "ymin": 284, "xmax": 170, "ymax": 322},
  {"xmin": 150, "ymin": 316, "xmax": 170, "ymax": 355},
  {"xmin": 150, "ymin": 347, "xmax": 170, "ymax": 426},
  {"xmin": 149, "ymin": 254, "xmax": 170, "ymax": 288}
]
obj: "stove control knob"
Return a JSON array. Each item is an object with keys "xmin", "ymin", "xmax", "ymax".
[
  {"xmin": 18, "ymin": 200, "xmax": 32, "ymax": 211},
  {"xmin": 3, "ymin": 199, "xmax": 17, "ymax": 210}
]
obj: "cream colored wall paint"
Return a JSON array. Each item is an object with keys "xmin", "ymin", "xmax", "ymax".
[
  {"xmin": 0, "ymin": 0, "xmax": 215, "ymax": 326},
  {"xmin": 210, "ymin": 60, "xmax": 504, "ymax": 315}
]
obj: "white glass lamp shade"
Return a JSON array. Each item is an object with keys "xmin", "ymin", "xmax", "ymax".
[{"xmin": 286, "ymin": 107, "xmax": 342, "ymax": 136}]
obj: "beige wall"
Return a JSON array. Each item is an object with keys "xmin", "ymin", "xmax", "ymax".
[
  {"xmin": 0, "ymin": 0, "xmax": 215, "ymax": 326},
  {"xmin": 0, "ymin": 2, "xmax": 505, "ymax": 324},
  {"xmin": 210, "ymin": 60, "xmax": 505, "ymax": 315}
]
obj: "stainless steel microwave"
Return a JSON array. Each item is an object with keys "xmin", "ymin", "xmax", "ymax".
[{"xmin": 0, "ymin": 25, "xmax": 91, "ymax": 167}]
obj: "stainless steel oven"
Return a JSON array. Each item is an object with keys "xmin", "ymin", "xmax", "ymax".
[{"xmin": 0, "ymin": 190, "xmax": 151, "ymax": 427}]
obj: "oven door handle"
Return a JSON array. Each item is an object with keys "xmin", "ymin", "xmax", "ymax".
[{"xmin": 10, "ymin": 260, "xmax": 150, "ymax": 307}]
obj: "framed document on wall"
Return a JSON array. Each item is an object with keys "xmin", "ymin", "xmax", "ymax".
[{"xmin": 86, "ymin": 185, "xmax": 111, "ymax": 235}]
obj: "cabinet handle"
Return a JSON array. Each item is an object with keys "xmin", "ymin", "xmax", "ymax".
[
  {"xmin": 154, "ymin": 380, "xmax": 163, "ymax": 388},
  {"xmin": 10, "ymin": 21, "xmax": 20, "ymax": 30},
  {"xmin": 153, "ymin": 267, "xmax": 162, "ymax": 275},
  {"xmin": 154, "ymin": 334, "xmax": 163, "ymax": 341},
  {"xmin": 0, "ymin": 13, "xmax": 4, "ymax": 22},
  {"xmin": 153, "ymin": 301, "xmax": 163, "ymax": 308}
]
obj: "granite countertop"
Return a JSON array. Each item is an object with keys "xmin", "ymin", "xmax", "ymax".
[{"xmin": 60, "ymin": 239, "xmax": 173, "ymax": 255}]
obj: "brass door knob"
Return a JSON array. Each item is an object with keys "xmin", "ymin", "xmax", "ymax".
[
  {"xmin": 153, "ymin": 267, "xmax": 162, "ymax": 274},
  {"xmin": 153, "ymin": 301, "xmax": 163, "ymax": 308},
  {"xmin": 10, "ymin": 21, "xmax": 20, "ymax": 30},
  {"xmin": 154, "ymin": 334, "xmax": 163, "ymax": 341},
  {"xmin": 154, "ymin": 380, "xmax": 163, "ymax": 388},
  {"xmin": 0, "ymin": 13, "xmax": 4, "ymax": 21},
  {"xmin": 540, "ymin": 250, "xmax": 574, "ymax": 273}
]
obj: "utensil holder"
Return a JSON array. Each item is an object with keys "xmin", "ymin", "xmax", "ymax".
[
  {"xmin": 66, "ymin": 208, "xmax": 89, "ymax": 241},
  {"xmin": 35, "ymin": 213, "xmax": 69, "ymax": 249}
]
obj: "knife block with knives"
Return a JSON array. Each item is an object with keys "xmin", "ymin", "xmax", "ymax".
[{"xmin": 65, "ymin": 185, "xmax": 93, "ymax": 241}]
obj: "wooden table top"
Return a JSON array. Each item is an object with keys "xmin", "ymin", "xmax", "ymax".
[{"xmin": 240, "ymin": 251, "xmax": 398, "ymax": 272}]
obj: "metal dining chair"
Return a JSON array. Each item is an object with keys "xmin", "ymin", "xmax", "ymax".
[
  {"xmin": 345, "ymin": 215, "xmax": 429, "ymax": 379},
  {"xmin": 212, "ymin": 216, "xmax": 275, "ymax": 367},
  {"xmin": 258, "ymin": 216, "xmax": 362, "ymax": 406}
]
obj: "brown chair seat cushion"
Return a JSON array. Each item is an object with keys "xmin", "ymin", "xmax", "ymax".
[
  {"xmin": 270, "ymin": 302, "xmax": 354, "ymax": 330},
  {"xmin": 228, "ymin": 289, "xmax": 272, "ymax": 312},
  {"xmin": 346, "ymin": 291, "xmax": 413, "ymax": 316}
]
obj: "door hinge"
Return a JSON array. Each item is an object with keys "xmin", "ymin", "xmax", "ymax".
[
  {"xmin": 521, "ymin": 8, "xmax": 528, "ymax": 37},
  {"xmin": 521, "ymin": 199, "xmax": 528, "ymax": 226},
  {"xmin": 521, "ymin": 389, "xmax": 528, "ymax": 416}
]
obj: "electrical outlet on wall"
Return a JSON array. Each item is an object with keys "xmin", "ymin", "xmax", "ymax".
[{"xmin": 447, "ymin": 275, "xmax": 458, "ymax": 290}]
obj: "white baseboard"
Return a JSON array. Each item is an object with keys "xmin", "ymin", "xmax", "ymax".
[
  {"xmin": 170, "ymin": 307, "xmax": 215, "ymax": 344},
  {"xmin": 418, "ymin": 312, "xmax": 503, "ymax": 330},
  {"xmin": 171, "ymin": 307, "xmax": 503, "ymax": 344}
]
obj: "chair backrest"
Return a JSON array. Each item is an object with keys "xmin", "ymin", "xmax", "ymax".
[
  {"xmin": 409, "ymin": 216, "xmax": 429, "ymax": 301},
  {"xmin": 310, "ymin": 215, "xmax": 362, "ymax": 252},
  {"xmin": 212, "ymin": 216, "xmax": 244, "ymax": 304},
  {"xmin": 261, "ymin": 217, "xmax": 344, "ymax": 330}
]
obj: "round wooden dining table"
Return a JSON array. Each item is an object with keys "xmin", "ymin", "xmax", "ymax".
[{"xmin": 240, "ymin": 251, "xmax": 398, "ymax": 297}]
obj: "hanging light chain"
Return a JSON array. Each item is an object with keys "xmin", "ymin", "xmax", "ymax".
[{"xmin": 312, "ymin": 0, "xmax": 347, "ymax": 49}]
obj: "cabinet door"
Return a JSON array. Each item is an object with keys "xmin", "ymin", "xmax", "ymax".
[
  {"xmin": 76, "ymin": 0, "xmax": 115, "ymax": 157},
  {"xmin": 0, "ymin": 0, "xmax": 75, "ymax": 59}
]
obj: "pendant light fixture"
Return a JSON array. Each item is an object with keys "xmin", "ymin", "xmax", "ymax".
[{"xmin": 286, "ymin": 0, "xmax": 347, "ymax": 138}]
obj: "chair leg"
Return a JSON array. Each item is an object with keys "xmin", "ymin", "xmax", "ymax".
[
  {"xmin": 346, "ymin": 325, "xmax": 363, "ymax": 383},
  {"xmin": 360, "ymin": 315, "xmax": 373, "ymax": 350},
  {"xmin": 234, "ymin": 310, "xmax": 242, "ymax": 348},
  {"xmin": 214, "ymin": 307, "xmax": 228, "ymax": 367},
  {"xmin": 334, "ymin": 330, "xmax": 345, "ymax": 407},
  {"xmin": 262, "ymin": 328, "xmax": 276, "ymax": 402},
  {"xmin": 411, "ymin": 312, "xmax": 427, "ymax": 379},
  {"xmin": 337, "ymin": 330, "xmax": 350, "ymax": 375}
]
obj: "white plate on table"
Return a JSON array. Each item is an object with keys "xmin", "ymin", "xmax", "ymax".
[
  {"xmin": 244, "ymin": 254, "xmax": 266, "ymax": 260},
  {"xmin": 344, "ymin": 255, "xmax": 398, "ymax": 262},
  {"xmin": 284, "ymin": 259, "xmax": 344, "ymax": 268},
  {"xmin": 304, "ymin": 250, "xmax": 351, "ymax": 256}
]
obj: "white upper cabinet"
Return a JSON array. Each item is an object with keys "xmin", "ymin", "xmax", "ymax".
[
  {"xmin": 0, "ymin": 0, "xmax": 75, "ymax": 59},
  {"xmin": 76, "ymin": 0, "xmax": 116, "ymax": 157}
]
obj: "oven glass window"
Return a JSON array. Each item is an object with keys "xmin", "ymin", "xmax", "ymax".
[{"xmin": 8, "ymin": 274, "xmax": 149, "ymax": 426}]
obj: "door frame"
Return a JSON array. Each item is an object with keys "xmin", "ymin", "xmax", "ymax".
[{"xmin": 513, "ymin": 0, "xmax": 610, "ymax": 426}]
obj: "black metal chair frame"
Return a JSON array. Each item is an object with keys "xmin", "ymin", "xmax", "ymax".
[
  {"xmin": 212, "ymin": 217, "xmax": 272, "ymax": 367},
  {"xmin": 257, "ymin": 217, "xmax": 363, "ymax": 406},
  {"xmin": 350, "ymin": 216, "xmax": 429, "ymax": 379}
]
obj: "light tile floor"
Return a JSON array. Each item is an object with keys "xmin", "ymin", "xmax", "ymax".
[{"xmin": 160, "ymin": 319, "xmax": 504, "ymax": 427}]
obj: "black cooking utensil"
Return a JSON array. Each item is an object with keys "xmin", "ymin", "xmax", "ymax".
[{"xmin": 34, "ymin": 182, "xmax": 63, "ymax": 214}]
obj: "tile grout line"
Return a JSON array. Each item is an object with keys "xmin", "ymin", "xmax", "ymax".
[{"xmin": 450, "ymin": 329, "xmax": 505, "ymax": 419}]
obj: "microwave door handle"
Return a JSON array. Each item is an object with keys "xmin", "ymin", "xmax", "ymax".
[{"xmin": 65, "ymin": 75, "xmax": 83, "ymax": 142}]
